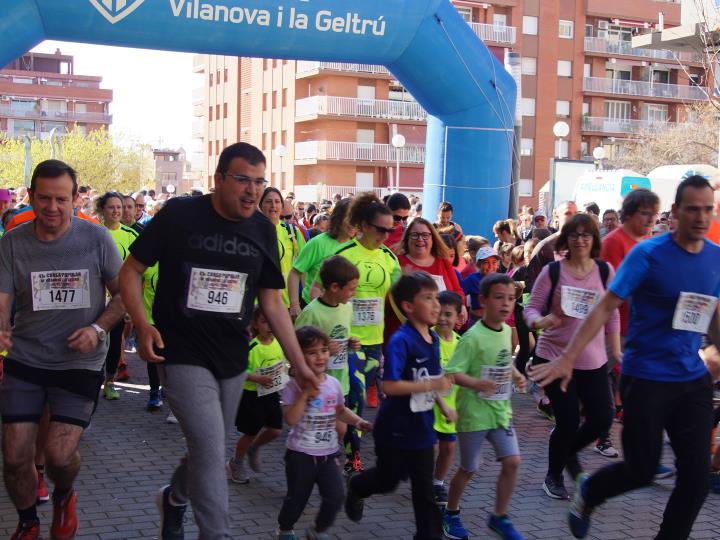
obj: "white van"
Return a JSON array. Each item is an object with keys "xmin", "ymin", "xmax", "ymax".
[{"xmin": 572, "ymin": 169, "xmax": 650, "ymax": 214}]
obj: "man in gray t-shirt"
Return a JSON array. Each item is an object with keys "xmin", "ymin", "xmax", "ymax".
[{"xmin": 0, "ymin": 160, "xmax": 124, "ymax": 539}]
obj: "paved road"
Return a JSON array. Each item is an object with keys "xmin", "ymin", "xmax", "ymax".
[{"xmin": 1, "ymin": 353, "xmax": 719, "ymax": 539}]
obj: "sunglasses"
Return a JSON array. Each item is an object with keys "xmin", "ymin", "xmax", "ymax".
[
  {"xmin": 369, "ymin": 223, "xmax": 395, "ymax": 235},
  {"xmin": 281, "ymin": 214, "xmax": 293, "ymax": 220},
  {"xmin": 393, "ymin": 215, "xmax": 409, "ymax": 223}
]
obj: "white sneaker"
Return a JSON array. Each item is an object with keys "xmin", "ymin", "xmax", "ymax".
[
  {"xmin": 227, "ymin": 457, "xmax": 250, "ymax": 484},
  {"xmin": 166, "ymin": 412, "xmax": 179, "ymax": 424},
  {"xmin": 594, "ymin": 439, "xmax": 619, "ymax": 458}
]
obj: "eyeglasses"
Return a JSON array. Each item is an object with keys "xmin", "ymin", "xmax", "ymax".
[
  {"xmin": 568, "ymin": 232, "xmax": 593, "ymax": 241},
  {"xmin": 393, "ymin": 215, "xmax": 409, "ymax": 223},
  {"xmin": 409, "ymin": 232, "xmax": 432, "ymax": 240},
  {"xmin": 368, "ymin": 223, "xmax": 395, "ymax": 235},
  {"xmin": 281, "ymin": 214, "xmax": 293, "ymax": 220},
  {"xmin": 223, "ymin": 173, "xmax": 268, "ymax": 189}
]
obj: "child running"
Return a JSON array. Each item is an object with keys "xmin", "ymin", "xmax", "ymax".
[
  {"xmin": 277, "ymin": 326, "xmax": 372, "ymax": 540},
  {"xmin": 345, "ymin": 272, "xmax": 451, "ymax": 540},
  {"xmin": 432, "ymin": 291, "xmax": 463, "ymax": 505},
  {"xmin": 228, "ymin": 305, "xmax": 287, "ymax": 483},
  {"xmin": 443, "ymin": 273, "xmax": 527, "ymax": 540},
  {"xmin": 294, "ymin": 256, "xmax": 363, "ymax": 472}
]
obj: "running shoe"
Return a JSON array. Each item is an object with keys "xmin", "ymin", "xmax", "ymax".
[
  {"xmin": 536, "ymin": 401, "xmax": 555, "ymax": 422},
  {"xmin": 247, "ymin": 444, "xmax": 261, "ymax": 473},
  {"xmin": 276, "ymin": 531, "xmax": 297, "ymax": 540},
  {"xmin": 147, "ymin": 390, "xmax": 163, "ymax": 411},
  {"xmin": 103, "ymin": 382, "xmax": 119, "ymax": 400},
  {"xmin": 156, "ymin": 485, "xmax": 186, "ymax": 540},
  {"xmin": 166, "ymin": 412, "xmax": 179, "ymax": 424},
  {"xmin": 654, "ymin": 464, "xmax": 674, "ymax": 480},
  {"xmin": 50, "ymin": 489, "xmax": 78, "ymax": 540},
  {"xmin": 344, "ymin": 482, "xmax": 364, "ymax": 522},
  {"xmin": 366, "ymin": 385, "xmax": 379, "ymax": 408},
  {"xmin": 36, "ymin": 469, "xmax": 49, "ymax": 503},
  {"xmin": 115, "ymin": 363, "xmax": 130, "ymax": 382},
  {"xmin": 593, "ymin": 438, "xmax": 619, "ymax": 458},
  {"xmin": 568, "ymin": 473, "xmax": 592, "ymax": 539},
  {"xmin": 488, "ymin": 514, "xmax": 524, "ymax": 540},
  {"xmin": 442, "ymin": 509, "xmax": 469, "ymax": 540},
  {"xmin": 710, "ymin": 470, "xmax": 720, "ymax": 494},
  {"xmin": 614, "ymin": 406, "xmax": 624, "ymax": 423},
  {"xmin": 543, "ymin": 473, "xmax": 569, "ymax": 500},
  {"xmin": 305, "ymin": 527, "xmax": 332, "ymax": 540},
  {"xmin": 227, "ymin": 457, "xmax": 249, "ymax": 484},
  {"xmin": 348, "ymin": 450, "xmax": 363, "ymax": 474},
  {"xmin": 433, "ymin": 482, "xmax": 449, "ymax": 505},
  {"xmin": 10, "ymin": 520, "xmax": 40, "ymax": 540}
]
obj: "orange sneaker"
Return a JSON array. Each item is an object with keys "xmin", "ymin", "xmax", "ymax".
[
  {"xmin": 36, "ymin": 470, "xmax": 49, "ymax": 503},
  {"xmin": 115, "ymin": 363, "xmax": 130, "ymax": 382},
  {"xmin": 366, "ymin": 385, "xmax": 378, "ymax": 408},
  {"xmin": 50, "ymin": 490, "xmax": 78, "ymax": 540},
  {"xmin": 11, "ymin": 520, "xmax": 40, "ymax": 540}
]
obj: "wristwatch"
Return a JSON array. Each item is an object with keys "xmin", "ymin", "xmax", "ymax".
[{"xmin": 90, "ymin": 323, "xmax": 107, "ymax": 343}]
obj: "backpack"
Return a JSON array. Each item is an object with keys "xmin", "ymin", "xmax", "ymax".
[{"xmin": 543, "ymin": 259, "xmax": 610, "ymax": 315}]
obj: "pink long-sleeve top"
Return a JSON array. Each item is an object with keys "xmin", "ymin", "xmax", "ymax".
[{"xmin": 524, "ymin": 261, "xmax": 620, "ymax": 370}]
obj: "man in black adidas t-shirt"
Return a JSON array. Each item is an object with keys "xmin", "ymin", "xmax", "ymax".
[{"xmin": 119, "ymin": 143, "xmax": 315, "ymax": 539}]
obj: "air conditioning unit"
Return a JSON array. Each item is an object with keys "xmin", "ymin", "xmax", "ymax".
[
  {"xmin": 598, "ymin": 21, "xmax": 609, "ymax": 30},
  {"xmin": 598, "ymin": 29, "xmax": 608, "ymax": 39}
]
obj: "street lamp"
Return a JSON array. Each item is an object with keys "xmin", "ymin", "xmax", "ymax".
[
  {"xmin": 391, "ymin": 134, "xmax": 406, "ymax": 192},
  {"xmin": 553, "ymin": 121, "xmax": 570, "ymax": 159},
  {"xmin": 274, "ymin": 144, "xmax": 286, "ymax": 189},
  {"xmin": 592, "ymin": 146, "xmax": 606, "ymax": 171}
]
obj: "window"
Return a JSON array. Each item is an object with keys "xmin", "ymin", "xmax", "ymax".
[
  {"xmin": 272, "ymin": 91, "xmax": 277, "ymax": 109},
  {"xmin": 555, "ymin": 139, "xmax": 569, "ymax": 159},
  {"xmin": 584, "ymin": 63, "xmax": 591, "ymax": 78},
  {"xmin": 13, "ymin": 120, "xmax": 35, "ymax": 135},
  {"xmin": 208, "ymin": 106, "xmax": 213, "ymax": 120},
  {"xmin": 282, "ymin": 89, "xmax": 288, "ymax": 107},
  {"xmin": 521, "ymin": 98, "xmax": 536, "ymax": 117},
  {"xmin": 556, "ymin": 100, "xmax": 570, "ymax": 117},
  {"xmin": 493, "ymin": 14, "xmax": 507, "ymax": 27},
  {"xmin": 456, "ymin": 6, "xmax": 472, "ymax": 23},
  {"xmin": 519, "ymin": 180, "xmax": 534, "ymax": 198},
  {"xmin": 224, "ymin": 68, "xmax": 228, "ymax": 83},
  {"xmin": 643, "ymin": 103, "xmax": 668, "ymax": 122},
  {"xmin": 604, "ymin": 100, "xmax": 631, "ymax": 120},
  {"xmin": 582, "ymin": 102, "xmax": 589, "ymax": 115},
  {"xmin": 215, "ymin": 104, "xmax": 220, "ymax": 120},
  {"xmin": 216, "ymin": 140, "xmax": 220, "ymax": 155},
  {"xmin": 521, "ymin": 57, "xmax": 537, "ymax": 76},
  {"xmin": 557, "ymin": 60, "xmax": 572, "ymax": 77},
  {"xmin": 208, "ymin": 140, "xmax": 212, "ymax": 156},
  {"xmin": 523, "ymin": 16, "xmax": 538, "ymax": 35},
  {"xmin": 585, "ymin": 24, "xmax": 593, "ymax": 38},
  {"xmin": 559, "ymin": 20, "xmax": 574, "ymax": 39},
  {"xmin": 209, "ymin": 73, "xmax": 213, "ymax": 86},
  {"xmin": 12, "ymin": 77, "xmax": 32, "ymax": 84},
  {"xmin": 520, "ymin": 138, "xmax": 534, "ymax": 156},
  {"xmin": 223, "ymin": 103, "xmax": 227, "ymax": 118}
]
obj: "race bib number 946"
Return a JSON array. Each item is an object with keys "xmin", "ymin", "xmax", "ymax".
[
  {"xmin": 187, "ymin": 268, "xmax": 247, "ymax": 314},
  {"xmin": 31, "ymin": 270, "xmax": 91, "ymax": 311}
]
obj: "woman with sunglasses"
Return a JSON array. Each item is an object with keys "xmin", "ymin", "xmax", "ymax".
[
  {"xmin": 259, "ymin": 187, "xmax": 306, "ymax": 308},
  {"xmin": 524, "ymin": 214, "xmax": 621, "ymax": 500}
]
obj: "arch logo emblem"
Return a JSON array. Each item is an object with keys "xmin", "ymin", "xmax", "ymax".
[{"xmin": 89, "ymin": 0, "xmax": 145, "ymax": 24}]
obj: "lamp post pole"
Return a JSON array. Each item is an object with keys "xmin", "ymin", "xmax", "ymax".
[{"xmin": 391, "ymin": 134, "xmax": 406, "ymax": 192}]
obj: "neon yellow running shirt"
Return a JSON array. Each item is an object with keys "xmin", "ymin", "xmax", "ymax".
[
  {"xmin": 293, "ymin": 233, "xmax": 342, "ymax": 304},
  {"xmin": 276, "ymin": 222, "xmax": 306, "ymax": 307},
  {"xmin": 433, "ymin": 330, "xmax": 460, "ymax": 434}
]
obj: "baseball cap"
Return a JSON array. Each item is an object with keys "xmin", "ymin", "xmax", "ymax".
[
  {"xmin": 0, "ymin": 189, "xmax": 11, "ymax": 202},
  {"xmin": 476, "ymin": 247, "xmax": 500, "ymax": 262},
  {"xmin": 533, "ymin": 212, "xmax": 547, "ymax": 224}
]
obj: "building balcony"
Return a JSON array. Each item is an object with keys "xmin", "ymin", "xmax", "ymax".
[
  {"xmin": 584, "ymin": 37, "xmax": 703, "ymax": 64},
  {"xmin": 0, "ymin": 104, "xmax": 111, "ymax": 123},
  {"xmin": 192, "ymin": 88, "xmax": 204, "ymax": 106},
  {"xmin": 192, "ymin": 55, "xmax": 205, "ymax": 74},
  {"xmin": 296, "ymin": 62, "xmax": 391, "ymax": 78},
  {"xmin": 583, "ymin": 77, "xmax": 708, "ymax": 101},
  {"xmin": 192, "ymin": 120, "xmax": 204, "ymax": 139},
  {"xmin": 581, "ymin": 115, "xmax": 677, "ymax": 134},
  {"xmin": 295, "ymin": 141, "xmax": 425, "ymax": 165},
  {"xmin": 295, "ymin": 96, "xmax": 427, "ymax": 122},
  {"xmin": 469, "ymin": 22, "xmax": 517, "ymax": 45}
]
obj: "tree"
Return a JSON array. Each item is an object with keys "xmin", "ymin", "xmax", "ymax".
[{"xmin": 0, "ymin": 126, "xmax": 153, "ymax": 193}]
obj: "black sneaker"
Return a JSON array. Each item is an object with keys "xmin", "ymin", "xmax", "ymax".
[
  {"xmin": 156, "ymin": 485, "xmax": 186, "ymax": 540},
  {"xmin": 543, "ymin": 473, "xmax": 569, "ymax": 500},
  {"xmin": 345, "ymin": 481, "xmax": 364, "ymax": 522},
  {"xmin": 433, "ymin": 483, "xmax": 448, "ymax": 505},
  {"xmin": 536, "ymin": 401, "xmax": 555, "ymax": 422}
]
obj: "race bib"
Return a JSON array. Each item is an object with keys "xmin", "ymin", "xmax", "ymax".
[
  {"xmin": 31, "ymin": 270, "xmax": 91, "ymax": 311},
  {"xmin": 186, "ymin": 267, "xmax": 247, "ymax": 314},
  {"xmin": 410, "ymin": 373, "xmax": 444, "ymax": 412},
  {"xmin": 328, "ymin": 339, "xmax": 348, "ymax": 370},
  {"xmin": 561, "ymin": 286, "xmax": 600, "ymax": 320},
  {"xmin": 256, "ymin": 361, "xmax": 289, "ymax": 397},
  {"xmin": 672, "ymin": 292, "xmax": 718, "ymax": 333},
  {"xmin": 478, "ymin": 365, "xmax": 512, "ymax": 401},
  {"xmin": 298, "ymin": 412, "xmax": 337, "ymax": 451},
  {"xmin": 352, "ymin": 297, "xmax": 382, "ymax": 326},
  {"xmin": 431, "ymin": 274, "xmax": 447, "ymax": 292}
]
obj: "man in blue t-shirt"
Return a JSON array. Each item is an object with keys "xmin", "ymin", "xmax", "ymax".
[{"xmin": 530, "ymin": 175, "xmax": 720, "ymax": 540}]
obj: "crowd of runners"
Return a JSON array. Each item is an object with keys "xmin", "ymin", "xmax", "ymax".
[{"xmin": 0, "ymin": 142, "xmax": 719, "ymax": 540}]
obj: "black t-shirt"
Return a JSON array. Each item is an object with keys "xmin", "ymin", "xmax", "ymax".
[{"xmin": 130, "ymin": 195, "xmax": 284, "ymax": 378}]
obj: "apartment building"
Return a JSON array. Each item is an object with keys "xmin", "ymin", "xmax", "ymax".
[
  {"xmin": 0, "ymin": 51, "xmax": 112, "ymax": 140},
  {"xmin": 193, "ymin": 0, "xmax": 703, "ymax": 207}
]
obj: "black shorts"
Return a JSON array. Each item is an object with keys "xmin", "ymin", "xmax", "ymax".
[
  {"xmin": 235, "ymin": 390, "xmax": 282, "ymax": 435},
  {"xmin": 0, "ymin": 358, "xmax": 103, "ymax": 428}
]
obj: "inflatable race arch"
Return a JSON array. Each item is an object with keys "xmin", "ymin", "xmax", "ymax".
[{"xmin": 2, "ymin": 0, "xmax": 516, "ymax": 235}]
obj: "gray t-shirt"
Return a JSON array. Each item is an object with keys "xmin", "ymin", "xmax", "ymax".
[{"xmin": 0, "ymin": 218, "xmax": 122, "ymax": 371}]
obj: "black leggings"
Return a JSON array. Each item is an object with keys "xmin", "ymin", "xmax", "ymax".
[
  {"xmin": 147, "ymin": 363, "xmax": 160, "ymax": 392},
  {"xmin": 104, "ymin": 321, "xmax": 124, "ymax": 378},
  {"xmin": 535, "ymin": 355, "xmax": 613, "ymax": 476},
  {"xmin": 514, "ymin": 303, "xmax": 531, "ymax": 374}
]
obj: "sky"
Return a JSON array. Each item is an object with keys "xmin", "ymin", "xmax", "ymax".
[{"xmin": 31, "ymin": 40, "xmax": 200, "ymax": 152}]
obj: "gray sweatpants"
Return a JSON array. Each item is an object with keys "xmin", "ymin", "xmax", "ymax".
[{"xmin": 159, "ymin": 364, "xmax": 247, "ymax": 540}]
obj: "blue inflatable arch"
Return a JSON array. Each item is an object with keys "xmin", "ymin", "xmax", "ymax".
[{"xmin": 2, "ymin": 0, "xmax": 516, "ymax": 235}]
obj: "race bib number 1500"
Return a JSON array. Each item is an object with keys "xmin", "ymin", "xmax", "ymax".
[
  {"xmin": 31, "ymin": 269, "xmax": 91, "ymax": 311},
  {"xmin": 187, "ymin": 267, "xmax": 247, "ymax": 314}
]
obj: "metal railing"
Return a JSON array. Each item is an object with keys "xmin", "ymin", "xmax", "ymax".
[
  {"xmin": 295, "ymin": 141, "xmax": 425, "ymax": 164},
  {"xmin": 192, "ymin": 120, "xmax": 204, "ymax": 138},
  {"xmin": 584, "ymin": 37, "xmax": 703, "ymax": 63},
  {"xmin": 583, "ymin": 77, "xmax": 708, "ymax": 100},
  {"xmin": 581, "ymin": 116, "xmax": 677, "ymax": 134},
  {"xmin": 192, "ymin": 88, "xmax": 204, "ymax": 105},
  {"xmin": 295, "ymin": 96, "xmax": 426, "ymax": 121},
  {"xmin": 470, "ymin": 22, "xmax": 517, "ymax": 45},
  {"xmin": 192, "ymin": 55, "xmax": 205, "ymax": 73},
  {"xmin": 296, "ymin": 61, "xmax": 390, "ymax": 76},
  {"xmin": 0, "ymin": 104, "xmax": 111, "ymax": 123}
]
